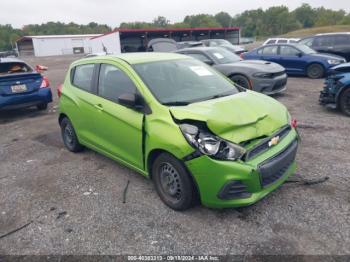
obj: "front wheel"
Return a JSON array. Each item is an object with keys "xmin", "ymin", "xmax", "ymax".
[
  {"xmin": 230, "ymin": 74, "xmax": 251, "ymax": 89},
  {"xmin": 152, "ymin": 153, "xmax": 197, "ymax": 211},
  {"xmin": 60, "ymin": 117, "xmax": 83, "ymax": 152},
  {"xmin": 339, "ymin": 88, "xmax": 350, "ymax": 117},
  {"xmin": 306, "ymin": 64, "xmax": 324, "ymax": 79}
]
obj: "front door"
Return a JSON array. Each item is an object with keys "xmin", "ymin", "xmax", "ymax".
[{"xmin": 92, "ymin": 63, "xmax": 144, "ymax": 170}]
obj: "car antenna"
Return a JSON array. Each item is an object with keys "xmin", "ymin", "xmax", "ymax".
[{"xmin": 102, "ymin": 43, "xmax": 108, "ymax": 54}]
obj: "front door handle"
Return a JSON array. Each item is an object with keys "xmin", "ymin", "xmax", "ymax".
[{"xmin": 94, "ymin": 104, "xmax": 104, "ymax": 111}]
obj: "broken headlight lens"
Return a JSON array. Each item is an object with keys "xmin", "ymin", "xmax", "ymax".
[{"xmin": 180, "ymin": 123, "xmax": 246, "ymax": 161}]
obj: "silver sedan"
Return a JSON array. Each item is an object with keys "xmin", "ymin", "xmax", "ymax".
[{"xmin": 176, "ymin": 47, "xmax": 287, "ymax": 95}]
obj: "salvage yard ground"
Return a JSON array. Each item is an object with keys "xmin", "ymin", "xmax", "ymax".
[{"xmin": 0, "ymin": 55, "xmax": 349, "ymax": 255}]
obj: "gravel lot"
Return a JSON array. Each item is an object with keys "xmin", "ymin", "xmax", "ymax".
[{"xmin": 0, "ymin": 55, "xmax": 349, "ymax": 256}]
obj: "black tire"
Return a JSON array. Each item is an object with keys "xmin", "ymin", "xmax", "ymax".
[
  {"xmin": 306, "ymin": 63, "xmax": 324, "ymax": 79},
  {"xmin": 339, "ymin": 88, "xmax": 350, "ymax": 117},
  {"xmin": 152, "ymin": 153, "xmax": 197, "ymax": 211},
  {"xmin": 37, "ymin": 103, "xmax": 48, "ymax": 110},
  {"xmin": 60, "ymin": 117, "xmax": 83, "ymax": 152},
  {"xmin": 230, "ymin": 74, "xmax": 251, "ymax": 89}
]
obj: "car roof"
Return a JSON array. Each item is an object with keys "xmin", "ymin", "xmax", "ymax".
[
  {"xmin": 316, "ymin": 32, "xmax": 350, "ymax": 36},
  {"xmin": 0, "ymin": 57, "xmax": 25, "ymax": 63},
  {"xmin": 76, "ymin": 52, "xmax": 189, "ymax": 65}
]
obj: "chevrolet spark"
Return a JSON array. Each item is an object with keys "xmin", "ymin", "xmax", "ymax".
[{"xmin": 58, "ymin": 53, "xmax": 299, "ymax": 210}]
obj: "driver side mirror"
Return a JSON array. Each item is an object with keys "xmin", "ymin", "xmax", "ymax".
[
  {"xmin": 118, "ymin": 93, "xmax": 144, "ymax": 111},
  {"xmin": 297, "ymin": 52, "xmax": 303, "ymax": 57},
  {"xmin": 203, "ymin": 60, "xmax": 214, "ymax": 66}
]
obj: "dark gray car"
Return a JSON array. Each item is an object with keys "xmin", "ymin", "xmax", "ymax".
[{"xmin": 176, "ymin": 47, "xmax": 287, "ymax": 95}]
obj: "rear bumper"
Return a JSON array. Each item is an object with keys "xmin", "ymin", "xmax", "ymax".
[
  {"xmin": 251, "ymin": 74, "xmax": 288, "ymax": 95},
  {"xmin": 0, "ymin": 87, "xmax": 52, "ymax": 110}
]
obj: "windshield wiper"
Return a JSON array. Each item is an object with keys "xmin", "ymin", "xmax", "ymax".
[
  {"xmin": 162, "ymin": 101, "xmax": 190, "ymax": 106},
  {"xmin": 207, "ymin": 90, "xmax": 236, "ymax": 100}
]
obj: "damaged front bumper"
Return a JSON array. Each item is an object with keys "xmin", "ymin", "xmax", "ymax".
[{"xmin": 185, "ymin": 128, "xmax": 298, "ymax": 208}]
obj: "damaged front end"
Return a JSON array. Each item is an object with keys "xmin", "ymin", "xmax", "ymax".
[{"xmin": 320, "ymin": 63, "xmax": 350, "ymax": 108}]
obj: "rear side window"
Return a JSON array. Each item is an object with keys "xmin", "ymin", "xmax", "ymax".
[
  {"xmin": 186, "ymin": 53, "xmax": 212, "ymax": 63},
  {"xmin": 0, "ymin": 62, "xmax": 32, "ymax": 75},
  {"xmin": 277, "ymin": 40, "xmax": 288, "ymax": 43},
  {"xmin": 334, "ymin": 35, "xmax": 349, "ymax": 45},
  {"xmin": 261, "ymin": 46, "xmax": 278, "ymax": 55},
  {"xmin": 72, "ymin": 64, "xmax": 95, "ymax": 92},
  {"xmin": 98, "ymin": 64, "xmax": 136, "ymax": 103},
  {"xmin": 280, "ymin": 46, "xmax": 300, "ymax": 56}
]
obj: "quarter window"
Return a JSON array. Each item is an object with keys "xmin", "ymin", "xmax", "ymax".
[
  {"xmin": 72, "ymin": 64, "xmax": 95, "ymax": 92},
  {"xmin": 98, "ymin": 64, "xmax": 136, "ymax": 103}
]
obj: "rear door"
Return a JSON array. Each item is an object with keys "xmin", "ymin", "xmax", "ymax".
[
  {"xmin": 278, "ymin": 45, "xmax": 306, "ymax": 73},
  {"xmin": 92, "ymin": 63, "xmax": 144, "ymax": 170},
  {"xmin": 68, "ymin": 63, "xmax": 99, "ymax": 145}
]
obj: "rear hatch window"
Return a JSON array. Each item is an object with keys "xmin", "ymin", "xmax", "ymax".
[{"xmin": 0, "ymin": 62, "xmax": 33, "ymax": 75}]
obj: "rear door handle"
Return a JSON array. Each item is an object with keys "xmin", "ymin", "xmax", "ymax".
[{"xmin": 94, "ymin": 104, "xmax": 104, "ymax": 111}]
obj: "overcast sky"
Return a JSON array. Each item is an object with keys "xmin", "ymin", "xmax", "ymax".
[{"xmin": 2, "ymin": 0, "xmax": 350, "ymax": 28}]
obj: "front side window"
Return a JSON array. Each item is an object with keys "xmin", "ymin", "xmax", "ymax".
[
  {"xmin": 133, "ymin": 58, "xmax": 239, "ymax": 105},
  {"xmin": 280, "ymin": 46, "xmax": 300, "ymax": 56},
  {"xmin": 266, "ymin": 40, "xmax": 276, "ymax": 44},
  {"xmin": 277, "ymin": 40, "xmax": 288, "ymax": 44},
  {"xmin": 72, "ymin": 64, "xmax": 94, "ymax": 92},
  {"xmin": 261, "ymin": 46, "xmax": 278, "ymax": 55},
  {"xmin": 98, "ymin": 64, "xmax": 136, "ymax": 103}
]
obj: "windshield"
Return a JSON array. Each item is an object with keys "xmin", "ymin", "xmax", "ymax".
[
  {"xmin": 295, "ymin": 44, "xmax": 316, "ymax": 54},
  {"xmin": 207, "ymin": 48, "xmax": 241, "ymax": 64},
  {"xmin": 133, "ymin": 58, "xmax": 239, "ymax": 105}
]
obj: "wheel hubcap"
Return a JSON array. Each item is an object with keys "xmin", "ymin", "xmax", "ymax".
[
  {"xmin": 159, "ymin": 163, "xmax": 182, "ymax": 200},
  {"xmin": 64, "ymin": 125, "xmax": 74, "ymax": 146}
]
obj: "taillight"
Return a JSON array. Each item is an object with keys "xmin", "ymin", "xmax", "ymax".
[
  {"xmin": 57, "ymin": 84, "xmax": 63, "ymax": 98},
  {"xmin": 240, "ymin": 53, "xmax": 244, "ymax": 59},
  {"xmin": 40, "ymin": 76, "xmax": 50, "ymax": 88},
  {"xmin": 291, "ymin": 118, "xmax": 297, "ymax": 129}
]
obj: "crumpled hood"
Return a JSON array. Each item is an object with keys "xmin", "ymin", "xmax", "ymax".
[{"xmin": 170, "ymin": 91, "xmax": 288, "ymax": 144}]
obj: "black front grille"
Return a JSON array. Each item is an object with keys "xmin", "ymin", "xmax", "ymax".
[
  {"xmin": 271, "ymin": 71, "xmax": 286, "ymax": 78},
  {"xmin": 245, "ymin": 125, "xmax": 291, "ymax": 161},
  {"xmin": 272, "ymin": 79, "xmax": 287, "ymax": 91},
  {"xmin": 258, "ymin": 140, "xmax": 298, "ymax": 188}
]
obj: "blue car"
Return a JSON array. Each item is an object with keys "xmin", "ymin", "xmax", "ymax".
[
  {"xmin": 320, "ymin": 63, "xmax": 350, "ymax": 116},
  {"xmin": 0, "ymin": 58, "xmax": 52, "ymax": 111},
  {"xmin": 243, "ymin": 44, "xmax": 346, "ymax": 79}
]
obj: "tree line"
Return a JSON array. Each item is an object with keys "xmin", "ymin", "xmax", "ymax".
[{"xmin": 1, "ymin": 3, "xmax": 350, "ymax": 51}]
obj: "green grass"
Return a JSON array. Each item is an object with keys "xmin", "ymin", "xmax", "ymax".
[{"xmin": 281, "ymin": 25, "xmax": 350, "ymax": 38}]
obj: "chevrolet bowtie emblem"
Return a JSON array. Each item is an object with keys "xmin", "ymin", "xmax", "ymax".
[{"xmin": 268, "ymin": 136, "xmax": 280, "ymax": 147}]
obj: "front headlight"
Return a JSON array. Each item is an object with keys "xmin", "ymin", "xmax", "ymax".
[
  {"xmin": 328, "ymin": 59, "xmax": 341, "ymax": 65},
  {"xmin": 253, "ymin": 72, "xmax": 273, "ymax": 78},
  {"xmin": 180, "ymin": 123, "xmax": 246, "ymax": 161}
]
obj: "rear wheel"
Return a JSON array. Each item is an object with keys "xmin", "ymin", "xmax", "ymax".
[
  {"xmin": 60, "ymin": 117, "xmax": 83, "ymax": 152},
  {"xmin": 37, "ymin": 103, "xmax": 48, "ymax": 110},
  {"xmin": 230, "ymin": 74, "xmax": 251, "ymax": 89},
  {"xmin": 306, "ymin": 63, "xmax": 324, "ymax": 79},
  {"xmin": 339, "ymin": 88, "xmax": 350, "ymax": 116},
  {"xmin": 152, "ymin": 153, "xmax": 197, "ymax": 211}
]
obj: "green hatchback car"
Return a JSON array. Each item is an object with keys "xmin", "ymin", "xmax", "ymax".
[{"xmin": 58, "ymin": 53, "xmax": 299, "ymax": 210}]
